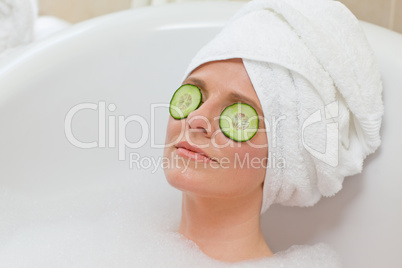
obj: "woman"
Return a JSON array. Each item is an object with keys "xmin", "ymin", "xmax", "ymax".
[
  {"xmin": 164, "ymin": 0, "xmax": 383, "ymax": 263},
  {"xmin": 164, "ymin": 58, "xmax": 272, "ymax": 262}
]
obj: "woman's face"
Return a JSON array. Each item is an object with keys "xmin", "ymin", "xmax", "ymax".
[{"xmin": 163, "ymin": 58, "xmax": 268, "ymax": 199}]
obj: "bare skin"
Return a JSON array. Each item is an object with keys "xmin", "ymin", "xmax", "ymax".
[
  {"xmin": 164, "ymin": 58, "xmax": 273, "ymax": 262},
  {"xmin": 178, "ymin": 191, "xmax": 273, "ymax": 262}
]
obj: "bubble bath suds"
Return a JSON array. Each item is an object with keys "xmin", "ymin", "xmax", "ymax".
[{"xmin": 0, "ymin": 176, "xmax": 341, "ymax": 267}]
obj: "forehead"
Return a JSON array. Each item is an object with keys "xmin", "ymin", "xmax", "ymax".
[{"xmin": 184, "ymin": 59, "xmax": 263, "ymax": 112}]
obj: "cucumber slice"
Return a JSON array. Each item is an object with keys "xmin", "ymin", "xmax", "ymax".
[
  {"xmin": 169, "ymin": 84, "xmax": 202, "ymax": 119},
  {"xmin": 219, "ymin": 103, "xmax": 259, "ymax": 142}
]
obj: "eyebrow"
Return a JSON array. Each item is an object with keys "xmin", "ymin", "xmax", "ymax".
[{"xmin": 182, "ymin": 77, "xmax": 260, "ymax": 110}]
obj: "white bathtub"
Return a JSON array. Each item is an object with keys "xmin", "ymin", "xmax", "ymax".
[{"xmin": 0, "ymin": 2, "xmax": 401, "ymax": 267}]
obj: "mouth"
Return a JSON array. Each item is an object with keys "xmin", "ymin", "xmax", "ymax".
[{"xmin": 174, "ymin": 141, "xmax": 218, "ymax": 163}]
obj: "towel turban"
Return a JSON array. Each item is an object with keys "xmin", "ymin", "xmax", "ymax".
[{"xmin": 181, "ymin": 0, "xmax": 384, "ymax": 214}]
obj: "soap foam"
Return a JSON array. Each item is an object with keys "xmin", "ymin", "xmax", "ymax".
[{"xmin": 0, "ymin": 177, "xmax": 341, "ymax": 267}]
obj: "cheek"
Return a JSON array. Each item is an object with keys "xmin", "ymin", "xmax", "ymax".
[
  {"xmin": 219, "ymin": 130, "xmax": 268, "ymax": 161},
  {"xmin": 165, "ymin": 117, "xmax": 177, "ymax": 138},
  {"xmin": 164, "ymin": 117, "xmax": 181, "ymax": 161},
  {"xmin": 222, "ymin": 135, "xmax": 268, "ymax": 180},
  {"xmin": 227, "ymin": 146, "xmax": 267, "ymax": 168},
  {"xmin": 165, "ymin": 117, "xmax": 185, "ymax": 145}
]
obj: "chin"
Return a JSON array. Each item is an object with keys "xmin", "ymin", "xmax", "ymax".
[
  {"xmin": 164, "ymin": 168, "xmax": 246, "ymax": 199},
  {"xmin": 164, "ymin": 171, "xmax": 219, "ymax": 198},
  {"xmin": 165, "ymin": 166, "xmax": 206, "ymax": 191}
]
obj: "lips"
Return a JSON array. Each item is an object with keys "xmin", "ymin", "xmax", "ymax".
[{"xmin": 175, "ymin": 141, "xmax": 218, "ymax": 162}]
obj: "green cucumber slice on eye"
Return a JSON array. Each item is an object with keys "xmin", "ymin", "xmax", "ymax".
[
  {"xmin": 219, "ymin": 103, "xmax": 259, "ymax": 142},
  {"xmin": 169, "ymin": 84, "xmax": 202, "ymax": 119}
]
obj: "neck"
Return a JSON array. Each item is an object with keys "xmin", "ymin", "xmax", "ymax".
[{"xmin": 178, "ymin": 190, "xmax": 273, "ymax": 262}]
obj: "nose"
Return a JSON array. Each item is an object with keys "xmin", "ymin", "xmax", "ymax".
[{"xmin": 186, "ymin": 101, "xmax": 217, "ymax": 138}]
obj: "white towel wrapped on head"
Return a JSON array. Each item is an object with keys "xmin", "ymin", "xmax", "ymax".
[{"xmin": 182, "ymin": 0, "xmax": 384, "ymax": 214}]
